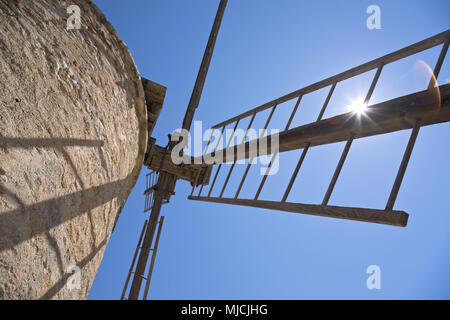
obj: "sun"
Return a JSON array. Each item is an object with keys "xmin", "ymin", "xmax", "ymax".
[{"xmin": 348, "ymin": 97, "xmax": 368, "ymax": 115}]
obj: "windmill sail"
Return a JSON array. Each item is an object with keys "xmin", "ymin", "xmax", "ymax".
[{"xmin": 189, "ymin": 30, "xmax": 450, "ymax": 227}]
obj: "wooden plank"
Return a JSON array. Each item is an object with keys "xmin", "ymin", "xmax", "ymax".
[
  {"xmin": 212, "ymin": 30, "xmax": 449, "ymax": 129},
  {"xmin": 188, "ymin": 196, "xmax": 409, "ymax": 227}
]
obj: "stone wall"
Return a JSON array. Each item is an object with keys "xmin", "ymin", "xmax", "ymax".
[{"xmin": 0, "ymin": 0, "xmax": 147, "ymax": 299}]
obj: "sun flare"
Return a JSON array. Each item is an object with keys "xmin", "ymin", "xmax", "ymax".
[{"xmin": 349, "ymin": 98, "xmax": 368, "ymax": 115}]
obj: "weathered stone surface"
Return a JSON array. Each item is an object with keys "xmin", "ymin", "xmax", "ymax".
[{"xmin": 0, "ymin": 0, "xmax": 147, "ymax": 299}]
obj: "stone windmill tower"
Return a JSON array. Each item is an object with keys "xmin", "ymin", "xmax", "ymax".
[
  {"xmin": 1, "ymin": 0, "xmax": 448, "ymax": 301},
  {"xmin": 0, "ymin": 0, "xmax": 164, "ymax": 299}
]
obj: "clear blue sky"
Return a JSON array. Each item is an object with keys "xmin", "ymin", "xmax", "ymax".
[{"xmin": 88, "ymin": 0, "xmax": 450, "ymax": 299}]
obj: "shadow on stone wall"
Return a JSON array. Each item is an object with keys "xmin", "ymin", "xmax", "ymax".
[{"xmin": 0, "ymin": 137, "xmax": 129, "ymax": 299}]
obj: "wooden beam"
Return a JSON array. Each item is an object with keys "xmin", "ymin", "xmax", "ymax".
[
  {"xmin": 182, "ymin": 0, "xmax": 228, "ymax": 132},
  {"xmin": 188, "ymin": 196, "xmax": 409, "ymax": 227},
  {"xmin": 144, "ymin": 143, "xmax": 212, "ymax": 185},
  {"xmin": 142, "ymin": 78, "xmax": 166, "ymax": 136},
  {"xmin": 195, "ymin": 84, "xmax": 450, "ymax": 164}
]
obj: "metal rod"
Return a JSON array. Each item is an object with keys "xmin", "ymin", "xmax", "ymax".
[
  {"xmin": 234, "ymin": 106, "xmax": 277, "ymax": 198},
  {"xmin": 188, "ymin": 196, "xmax": 409, "ymax": 227},
  {"xmin": 385, "ymin": 120, "xmax": 421, "ymax": 210},
  {"xmin": 219, "ymin": 113, "xmax": 256, "ymax": 198},
  {"xmin": 322, "ymin": 138, "xmax": 353, "ymax": 206},
  {"xmin": 143, "ymin": 216, "xmax": 165, "ymax": 300},
  {"xmin": 121, "ymin": 220, "xmax": 148, "ymax": 300},
  {"xmin": 428, "ymin": 39, "xmax": 449, "ymax": 90}
]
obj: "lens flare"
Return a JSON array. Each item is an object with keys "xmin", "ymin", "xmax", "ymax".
[{"xmin": 348, "ymin": 97, "xmax": 368, "ymax": 115}]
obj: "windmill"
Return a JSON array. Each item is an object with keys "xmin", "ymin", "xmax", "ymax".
[{"xmin": 120, "ymin": 0, "xmax": 450, "ymax": 300}]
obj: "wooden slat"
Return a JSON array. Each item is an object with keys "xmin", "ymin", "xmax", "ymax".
[
  {"xmin": 142, "ymin": 216, "xmax": 165, "ymax": 300},
  {"xmin": 428, "ymin": 39, "xmax": 449, "ymax": 90},
  {"xmin": 254, "ymin": 152, "xmax": 278, "ymax": 200},
  {"xmin": 385, "ymin": 121, "xmax": 421, "ymax": 210},
  {"xmin": 322, "ymin": 138, "xmax": 353, "ymax": 206},
  {"xmin": 207, "ymin": 120, "xmax": 240, "ymax": 197},
  {"xmin": 219, "ymin": 113, "xmax": 257, "ymax": 198},
  {"xmin": 285, "ymin": 95, "xmax": 303, "ymax": 130},
  {"xmin": 317, "ymin": 82, "xmax": 337, "ymax": 121},
  {"xmin": 233, "ymin": 106, "xmax": 277, "ymax": 198},
  {"xmin": 198, "ymin": 126, "xmax": 225, "ymax": 196},
  {"xmin": 182, "ymin": 0, "xmax": 228, "ymax": 132},
  {"xmin": 188, "ymin": 196, "xmax": 409, "ymax": 227},
  {"xmin": 282, "ymin": 144, "xmax": 310, "ymax": 202},
  {"xmin": 121, "ymin": 220, "xmax": 148, "ymax": 300}
]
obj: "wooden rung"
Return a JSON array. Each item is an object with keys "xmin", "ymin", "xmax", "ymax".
[{"xmin": 385, "ymin": 120, "xmax": 421, "ymax": 210}]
